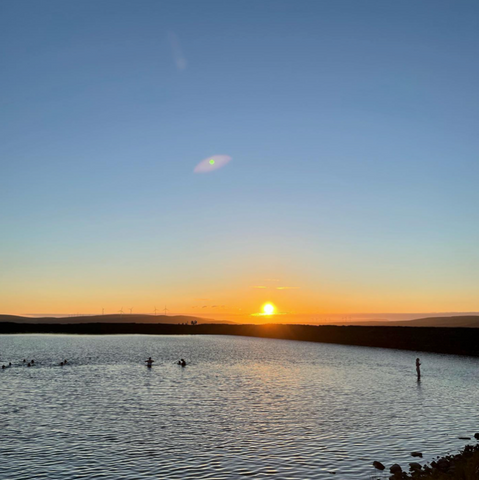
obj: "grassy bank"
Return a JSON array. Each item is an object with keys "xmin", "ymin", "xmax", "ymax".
[{"xmin": 2, "ymin": 322, "xmax": 479, "ymax": 357}]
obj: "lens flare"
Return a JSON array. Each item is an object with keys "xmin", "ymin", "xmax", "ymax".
[{"xmin": 194, "ymin": 155, "xmax": 231, "ymax": 173}]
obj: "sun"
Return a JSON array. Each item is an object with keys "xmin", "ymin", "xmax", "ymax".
[{"xmin": 262, "ymin": 303, "xmax": 275, "ymax": 315}]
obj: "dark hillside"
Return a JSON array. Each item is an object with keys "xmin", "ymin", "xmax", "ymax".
[{"xmin": 2, "ymin": 322, "xmax": 479, "ymax": 357}]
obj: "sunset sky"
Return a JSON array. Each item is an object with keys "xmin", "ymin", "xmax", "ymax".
[{"xmin": 1, "ymin": 1, "xmax": 479, "ymax": 319}]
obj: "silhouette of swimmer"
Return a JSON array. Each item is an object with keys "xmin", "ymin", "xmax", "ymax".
[
  {"xmin": 177, "ymin": 359, "xmax": 186, "ymax": 367},
  {"xmin": 23, "ymin": 359, "xmax": 26, "ymax": 363},
  {"xmin": 27, "ymin": 363, "xmax": 31, "ymax": 367},
  {"xmin": 145, "ymin": 357, "xmax": 154, "ymax": 367},
  {"xmin": 60, "ymin": 362, "xmax": 64, "ymax": 366},
  {"xmin": 1, "ymin": 365, "xmax": 4, "ymax": 369},
  {"xmin": 416, "ymin": 358, "xmax": 421, "ymax": 381},
  {"xmin": 31, "ymin": 360, "xmax": 34, "ymax": 364}
]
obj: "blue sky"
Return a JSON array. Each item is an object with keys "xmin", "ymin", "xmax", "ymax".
[{"xmin": 1, "ymin": 1, "xmax": 479, "ymax": 317}]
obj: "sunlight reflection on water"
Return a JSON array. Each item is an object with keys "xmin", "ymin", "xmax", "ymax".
[{"xmin": 1, "ymin": 334, "xmax": 479, "ymax": 479}]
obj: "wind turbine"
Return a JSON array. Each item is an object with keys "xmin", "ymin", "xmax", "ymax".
[
  {"xmin": 153, "ymin": 307, "xmax": 158, "ymax": 316},
  {"xmin": 163, "ymin": 306, "xmax": 169, "ymax": 315},
  {"xmin": 118, "ymin": 307, "xmax": 124, "ymax": 316},
  {"xmin": 129, "ymin": 307, "xmax": 133, "ymax": 314}
]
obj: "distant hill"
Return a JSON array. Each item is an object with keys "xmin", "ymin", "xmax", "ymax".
[
  {"xmin": 0, "ymin": 314, "xmax": 234, "ymax": 325},
  {"xmin": 342, "ymin": 315, "xmax": 479, "ymax": 328},
  {"xmin": 2, "ymin": 314, "xmax": 479, "ymax": 328}
]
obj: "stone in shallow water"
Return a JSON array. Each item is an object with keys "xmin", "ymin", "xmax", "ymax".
[
  {"xmin": 409, "ymin": 462, "xmax": 422, "ymax": 471},
  {"xmin": 411, "ymin": 451, "xmax": 422, "ymax": 457},
  {"xmin": 389, "ymin": 463, "xmax": 402, "ymax": 473},
  {"xmin": 373, "ymin": 461, "xmax": 385, "ymax": 470}
]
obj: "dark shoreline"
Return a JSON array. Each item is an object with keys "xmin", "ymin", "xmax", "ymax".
[
  {"xmin": 400, "ymin": 443, "xmax": 479, "ymax": 479},
  {"xmin": 2, "ymin": 322, "xmax": 479, "ymax": 357}
]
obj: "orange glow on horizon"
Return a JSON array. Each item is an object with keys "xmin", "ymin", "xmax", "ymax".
[{"xmin": 3, "ymin": 269, "xmax": 479, "ymax": 322}]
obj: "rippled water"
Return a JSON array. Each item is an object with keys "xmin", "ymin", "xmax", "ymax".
[{"xmin": 1, "ymin": 334, "xmax": 479, "ymax": 479}]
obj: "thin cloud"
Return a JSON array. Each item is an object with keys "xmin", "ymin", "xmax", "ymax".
[
  {"xmin": 252, "ymin": 285, "xmax": 267, "ymax": 289},
  {"xmin": 276, "ymin": 286, "xmax": 300, "ymax": 290},
  {"xmin": 251, "ymin": 311, "xmax": 288, "ymax": 316},
  {"xmin": 168, "ymin": 31, "xmax": 187, "ymax": 71}
]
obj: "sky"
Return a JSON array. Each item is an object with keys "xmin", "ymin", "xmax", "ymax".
[{"xmin": 1, "ymin": 1, "xmax": 479, "ymax": 320}]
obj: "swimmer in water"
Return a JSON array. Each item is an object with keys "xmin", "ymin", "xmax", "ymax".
[
  {"xmin": 145, "ymin": 357, "xmax": 154, "ymax": 367},
  {"xmin": 177, "ymin": 359, "xmax": 186, "ymax": 367}
]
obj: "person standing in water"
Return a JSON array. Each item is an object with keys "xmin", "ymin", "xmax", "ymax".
[
  {"xmin": 145, "ymin": 357, "xmax": 154, "ymax": 367},
  {"xmin": 416, "ymin": 358, "xmax": 421, "ymax": 381}
]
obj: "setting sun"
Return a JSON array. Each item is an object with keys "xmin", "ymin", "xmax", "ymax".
[{"xmin": 263, "ymin": 303, "xmax": 275, "ymax": 315}]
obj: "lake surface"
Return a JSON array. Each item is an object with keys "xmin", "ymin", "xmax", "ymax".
[{"xmin": 1, "ymin": 334, "xmax": 479, "ymax": 479}]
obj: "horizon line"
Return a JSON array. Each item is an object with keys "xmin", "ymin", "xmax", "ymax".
[{"xmin": 3, "ymin": 311, "xmax": 479, "ymax": 319}]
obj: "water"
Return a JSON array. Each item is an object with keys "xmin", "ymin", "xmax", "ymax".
[{"xmin": 1, "ymin": 334, "xmax": 478, "ymax": 479}]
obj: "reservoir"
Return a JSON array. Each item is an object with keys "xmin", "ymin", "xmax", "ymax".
[{"xmin": 1, "ymin": 334, "xmax": 478, "ymax": 479}]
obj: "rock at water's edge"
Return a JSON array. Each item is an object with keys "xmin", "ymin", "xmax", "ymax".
[
  {"xmin": 389, "ymin": 463, "xmax": 402, "ymax": 473},
  {"xmin": 436, "ymin": 458, "xmax": 450, "ymax": 472}
]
